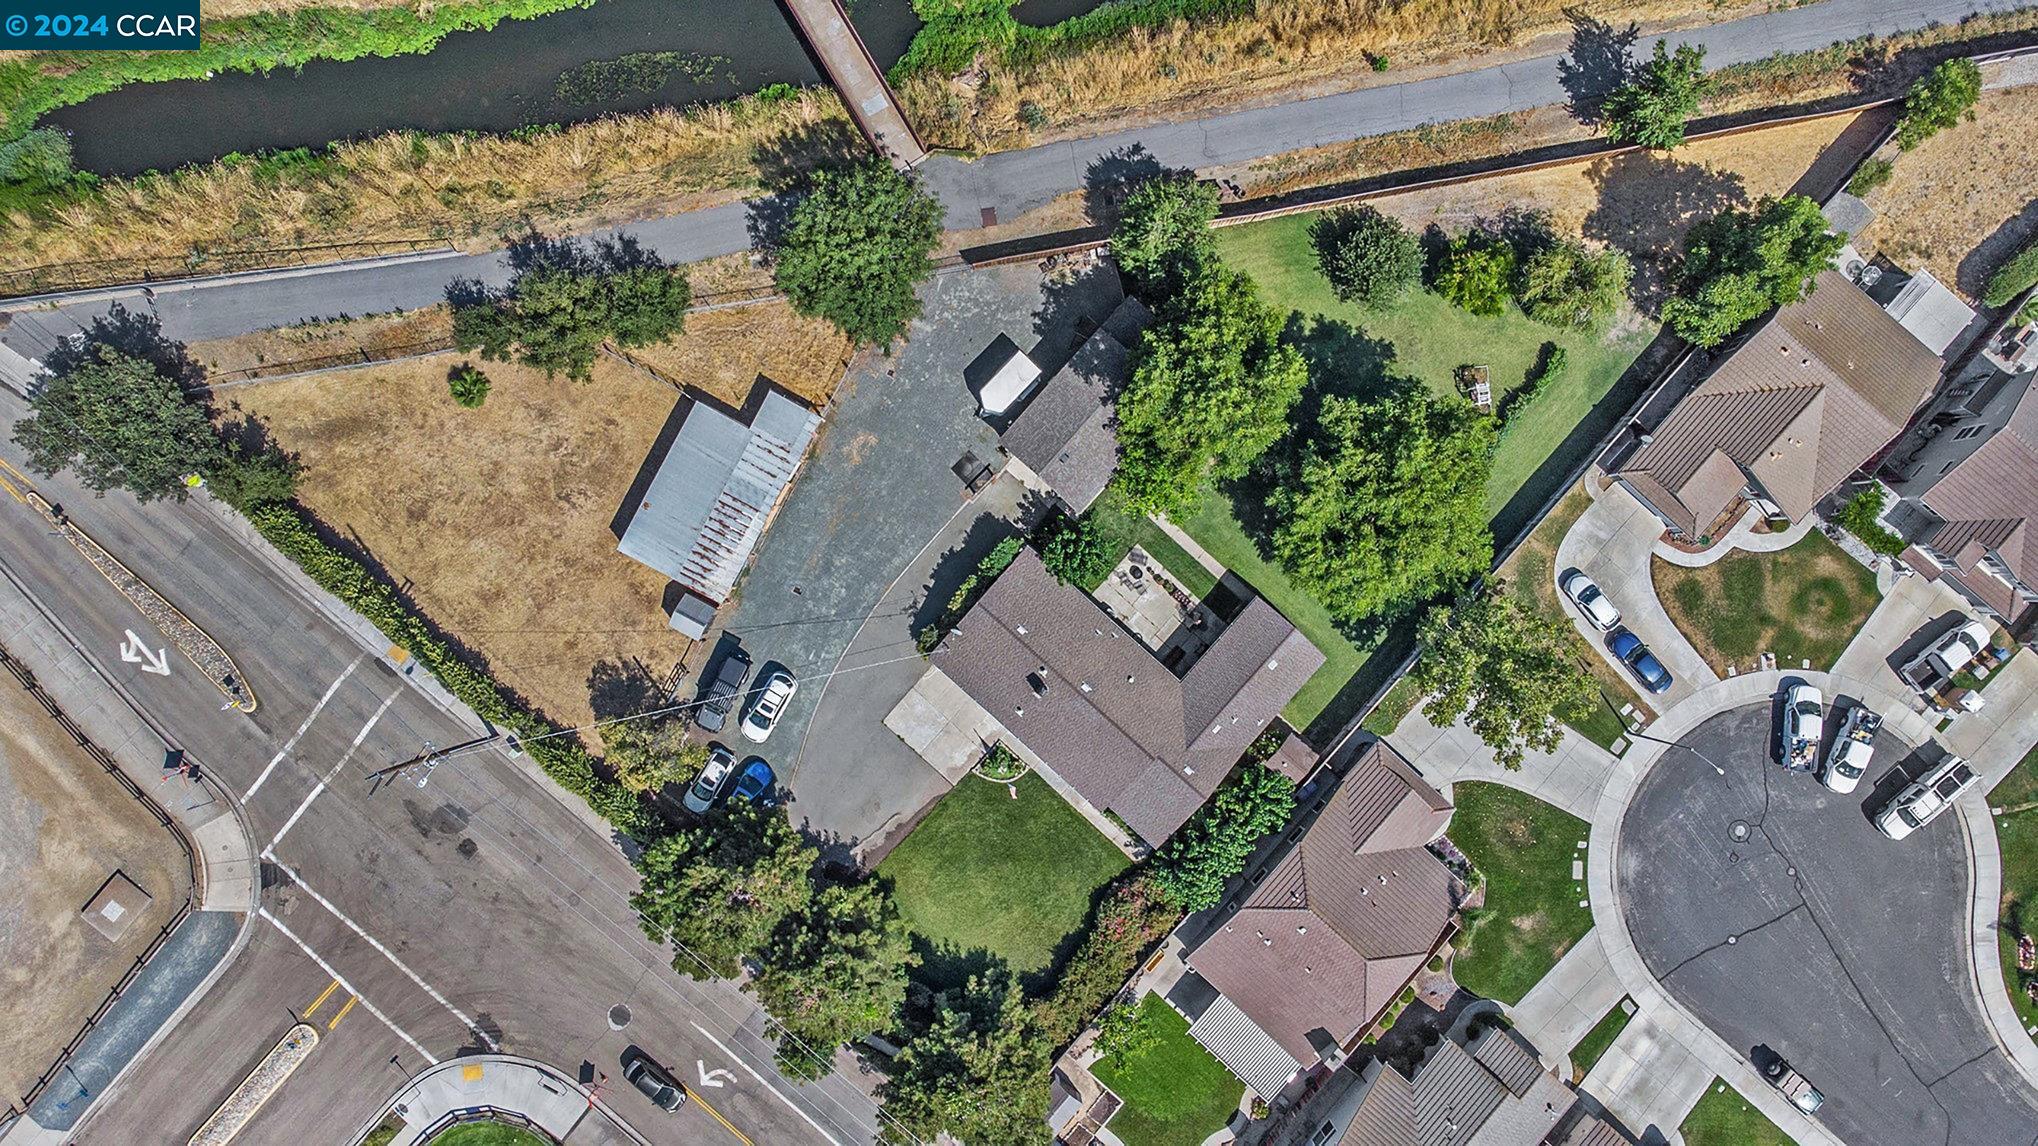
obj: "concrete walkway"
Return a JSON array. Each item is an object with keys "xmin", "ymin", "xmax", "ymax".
[
  {"xmin": 2, "ymin": 0, "xmax": 2027, "ymax": 371},
  {"xmin": 1579, "ymin": 1006, "xmax": 1717, "ymax": 1143},
  {"xmin": 1555, "ymin": 481, "xmax": 1718, "ymax": 712},
  {"xmin": 1650, "ymin": 504, "xmax": 1819, "ymax": 568},
  {"xmin": 1389, "ymin": 700, "xmax": 1619, "ymax": 823},
  {"xmin": 352, "ymin": 1055, "xmax": 647, "ymax": 1146},
  {"xmin": 1828, "ymin": 570, "xmax": 1971, "ymax": 712},
  {"xmin": 1506, "ymin": 931, "xmax": 1625, "ymax": 1076}
]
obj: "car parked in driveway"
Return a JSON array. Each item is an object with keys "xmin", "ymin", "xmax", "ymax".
[
  {"xmin": 733, "ymin": 757, "xmax": 776, "ymax": 806},
  {"xmin": 1822, "ymin": 704, "xmax": 1881, "ymax": 794},
  {"xmin": 683, "ymin": 745, "xmax": 736, "ymax": 814},
  {"xmin": 1776, "ymin": 683, "xmax": 1824, "ymax": 772},
  {"xmin": 1607, "ymin": 627, "xmax": 1673, "ymax": 693},
  {"xmin": 740, "ymin": 669, "xmax": 797, "ymax": 743},
  {"xmin": 623, "ymin": 1051, "xmax": 688, "ymax": 1112},
  {"xmin": 1874, "ymin": 754, "xmax": 1978, "ymax": 840},
  {"xmin": 1560, "ymin": 570, "xmax": 1621, "ymax": 630},
  {"xmin": 694, "ymin": 648, "xmax": 752, "ymax": 734}
]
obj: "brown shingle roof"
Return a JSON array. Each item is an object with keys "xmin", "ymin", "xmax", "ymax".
[
  {"xmin": 1187, "ymin": 743, "xmax": 1454, "ymax": 1060},
  {"xmin": 934, "ymin": 547, "xmax": 1323, "ymax": 843},
  {"xmin": 1922, "ymin": 380, "xmax": 2038, "ymax": 625},
  {"xmin": 1614, "ymin": 272, "xmax": 1941, "ymax": 531},
  {"xmin": 999, "ymin": 296, "xmax": 1150, "ymax": 514}
]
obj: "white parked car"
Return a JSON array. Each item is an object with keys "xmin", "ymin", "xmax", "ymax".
[
  {"xmin": 1560, "ymin": 571, "xmax": 1621, "ymax": 630},
  {"xmin": 739, "ymin": 670, "xmax": 797, "ymax": 744},
  {"xmin": 1821, "ymin": 705, "xmax": 1881, "ymax": 794},
  {"xmin": 1776, "ymin": 683, "xmax": 1824, "ymax": 772},
  {"xmin": 683, "ymin": 745, "xmax": 736, "ymax": 814},
  {"xmin": 1874, "ymin": 754, "xmax": 1978, "ymax": 840}
]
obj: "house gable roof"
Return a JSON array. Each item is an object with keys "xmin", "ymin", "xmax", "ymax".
[
  {"xmin": 999, "ymin": 296, "xmax": 1151, "ymax": 514},
  {"xmin": 1922, "ymin": 379, "xmax": 2038, "ymax": 602}
]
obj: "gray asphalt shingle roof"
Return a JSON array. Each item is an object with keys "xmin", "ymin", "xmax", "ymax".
[{"xmin": 998, "ymin": 296, "xmax": 1150, "ymax": 514}]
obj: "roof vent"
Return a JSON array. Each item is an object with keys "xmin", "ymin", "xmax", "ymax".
[
  {"xmin": 1296, "ymin": 925, "xmax": 1307, "ymax": 935},
  {"xmin": 1126, "ymin": 674, "xmax": 1136, "ymax": 684},
  {"xmin": 1079, "ymin": 680, "xmax": 1093, "ymax": 693},
  {"xmin": 1027, "ymin": 672, "xmax": 1050, "ymax": 697},
  {"xmin": 1015, "ymin": 624, "xmax": 1028, "ymax": 635},
  {"xmin": 1182, "ymin": 765, "xmax": 1195, "ymax": 776},
  {"xmin": 1094, "ymin": 628, "xmax": 1105, "ymax": 637},
  {"xmin": 1267, "ymin": 658, "xmax": 1279, "ymax": 670},
  {"xmin": 1801, "ymin": 358, "xmax": 1812, "ymax": 367},
  {"xmin": 1014, "ymin": 705, "xmax": 1025, "ymax": 716}
]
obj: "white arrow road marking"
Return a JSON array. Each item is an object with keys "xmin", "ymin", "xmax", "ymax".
[
  {"xmin": 697, "ymin": 1061, "xmax": 735, "ymax": 1088},
  {"xmin": 119, "ymin": 629, "xmax": 170, "ymax": 676}
]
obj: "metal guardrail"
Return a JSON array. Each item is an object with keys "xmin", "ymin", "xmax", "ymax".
[{"xmin": 416, "ymin": 1106, "xmax": 556, "ymax": 1142}]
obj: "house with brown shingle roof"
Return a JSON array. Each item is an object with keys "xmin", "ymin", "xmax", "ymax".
[
  {"xmin": 926, "ymin": 546, "xmax": 1324, "ymax": 846},
  {"xmin": 998, "ymin": 295, "xmax": 1150, "ymax": 515},
  {"xmin": 1611, "ymin": 271, "xmax": 1943, "ymax": 539},
  {"xmin": 1176, "ymin": 742, "xmax": 1455, "ymax": 1094}
]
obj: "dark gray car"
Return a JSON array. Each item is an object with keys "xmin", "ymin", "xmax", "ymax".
[
  {"xmin": 693, "ymin": 649, "xmax": 752, "ymax": 733},
  {"xmin": 624, "ymin": 1053, "xmax": 687, "ymax": 1111}
]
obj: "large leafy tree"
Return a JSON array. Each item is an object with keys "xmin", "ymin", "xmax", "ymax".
[
  {"xmin": 1433, "ymin": 231, "xmax": 1519, "ymax": 317},
  {"xmin": 753, "ymin": 881, "xmax": 916, "ymax": 1081},
  {"xmin": 1661, "ymin": 194, "xmax": 1844, "ymax": 347},
  {"xmin": 1269, "ymin": 392, "xmax": 1494, "ymax": 624},
  {"xmin": 879, "ymin": 972, "xmax": 1053, "ymax": 1146},
  {"xmin": 1601, "ymin": 40, "xmax": 1707, "ymax": 150},
  {"xmin": 12, "ymin": 345, "xmax": 220, "ymax": 501},
  {"xmin": 1110, "ymin": 174, "xmax": 1218, "ymax": 297},
  {"xmin": 1411, "ymin": 584, "xmax": 1595, "ymax": 770},
  {"xmin": 1895, "ymin": 58, "xmax": 1981, "ymax": 150},
  {"xmin": 1035, "ymin": 511, "xmax": 1118, "ymax": 588},
  {"xmin": 1151, "ymin": 764, "xmax": 1295, "ymax": 911},
  {"xmin": 451, "ymin": 252, "xmax": 691, "ymax": 382},
  {"xmin": 601, "ymin": 717, "xmax": 711, "ymax": 795},
  {"xmin": 1117, "ymin": 263, "xmax": 1308, "ymax": 515},
  {"xmin": 1517, "ymin": 238, "xmax": 1633, "ymax": 329},
  {"xmin": 631, "ymin": 801, "xmax": 816, "ymax": 978},
  {"xmin": 772, "ymin": 159, "xmax": 943, "ymax": 345},
  {"xmin": 1310, "ymin": 205, "xmax": 1422, "ymax": 308}
]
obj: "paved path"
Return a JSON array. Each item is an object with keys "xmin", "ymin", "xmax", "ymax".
[
  {"xmin": 1579, "ymin": 1007, "xmax": 1717, "ymax": 1142},
  {"xmin": 1650, "ymin": 504, "xmax": 1818, "ymax": 568},
  {"xmin": 1, "ymin": 0, "xmax": 2026, "ymax": 375},
  {"xmin": 1388, "ymin": 700, "xmax": 1618, "ymax": 822},
  {"xmin": 783, "ymin": 0, "xmax": 925, "ymax": 169},
  {"xmin": 1506, "ymin": 931, "xmax": 1625, "ymax": 1076},
  {"xmin": 1555, "ymin": 481, "xmax": 1718, "ymax": 712}
]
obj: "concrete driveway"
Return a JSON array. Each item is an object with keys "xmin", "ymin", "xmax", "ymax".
[
  {"xmin": 1618, "ymin": 703, "xmax": 2038, "ymax": 1146},
  {"xmin": 719, "ymin": 262, "xmax": 1122, "ymax": 858},
  {"xmin": 1555, "ymin": 482, "xmax": 1719, "ymax": 712}
]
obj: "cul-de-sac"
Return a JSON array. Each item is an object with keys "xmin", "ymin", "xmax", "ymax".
[{"xmin": 4, "ymin": 3, "xmax": 2038, "ymax": 1145}]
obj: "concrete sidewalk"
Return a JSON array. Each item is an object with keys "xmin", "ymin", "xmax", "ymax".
[
  {"xmin": 1387, "ymin": 700, "xmax": 1619, "ymax": 822},
  {"xmin": 354, "ymin": 1055, "xmax": 648, "ymax": 1146},
  {"xmin": 1506, "ymin": 930, "xmax": 1625, "ymax": 1076}
]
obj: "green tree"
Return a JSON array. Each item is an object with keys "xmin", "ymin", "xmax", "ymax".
[
  {"xmin": 1662, "ymin": 194, "xmax": 1844, "ymax": 347},
  {"xmin": 1269, "ymin": 392, "xmax": 1494, "ymax": 623},
  {"xmin": 631, "ymin": 800, "xmax": 816, "ymax": 978},
  {"xmin": 12, "ymin": 346, "xmax": 220, "ymax": 501},
  {"xmin": 1092, "ymin": 994, "xmax": 1158, "ymax": 1070},
  {"xmin": 1895, "ymin": 58, "xmax": 1981, "ymax": 150},
  {"xmin": 1151, "ymin": 764, "xmax": 1295, "ymax": 911},
  {"xmin": 1410, "ymin": 585, "xmax": 1595, "ymax": 770},
  {"xmin": 753, "ymin": 880, "xmax": 916, "ymax": 1081},
  {"xmin": 1110, "ymin": 174, "xmax": 1219, "ymax": 297},
  {"xmin": 1035, "ymin": 512, "xmax": 1117, "ymax": 588},
  {"xmin": 601, "ymin": 718, "xmax": 711, "ymax": 795},
  {"xmin": 447, "ymin": 362, "xmax": 491, "ymax": 408},
  {"xmin": 451, "ymin": 252, "xmax": 691, "ymax": 382},
  {"xmin": 1601, "ymin": 40, "xmax": 1707, "ymax": 150},
  {"xmin": 1310, "ymin": 205, "xmax": 1422, "ymax": 308},
  {"xmin": 206, "ymin": 436, "xmax": 301, "ymax": 513},
  {"xmin": 1117, "ymin": 264, "xmax": 1308, "ymax": 515},
  {"xmin": 0, "ymin": 127, "xmax": 74, "ymax": 189},
  {"xmin": 1433, "ymin": 232, "xmax": 1519, "ymax": 317},
  {"xmin": 772, "ymin": 160, "xmax": 943, "ymax": 345},
  {"xmin": 879, "ymin": 972, "xmax": 1052, "ymax": 1146},
  {"xmin": 1832, "ymin": 486, "xmax": 1905, "ymax": 556},
  {"xmin": 1516, "ymin": 238, "xmax": 1632, "ymax": 329}
]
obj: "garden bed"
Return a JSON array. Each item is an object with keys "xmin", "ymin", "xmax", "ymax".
[
  {"xmin": 1089, "ymin": 993, "xmax": 1243, "ymax": 1146},
  {"xmin": 1447, "ymin": 782, "xmax": 1593, "ymax": 1005},
  {"xmin": 1653, "ymin": 531, "xmax": 1881, "ymax": 675}
]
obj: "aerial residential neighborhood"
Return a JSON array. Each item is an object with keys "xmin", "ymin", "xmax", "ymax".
[{"xmin": 3, "ymin": 3, "xmax": 2038, "ymax": 1146}]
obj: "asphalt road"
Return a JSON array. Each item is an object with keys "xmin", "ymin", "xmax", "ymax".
[
  {"xmin": 2, "ymin": 0, "xmax": 2025, "ymax": 372},
  {"xmin": 1618, "ymin": 701, "xmax": 2038, "ymax": 1146},
  {"xmin": 0, "ymin": 386, "xmax": 888, "ymax": 1145}
]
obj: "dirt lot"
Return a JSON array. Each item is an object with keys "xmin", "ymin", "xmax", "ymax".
[
  {"xmin": 616, "ymin": 299, "xmax": 851, "ymax": 409},
  {"xmin": 0, "ymin": 676, "xmax": 190, "ymax": 1106},
  {"xmin": 219, "ymin": 355, "xmax": 687, "ymax": 731},
  {"xmin": 191, "ymin": 307, "xmax": 454, "ymax": 383},
  {"xmin": 1855, "ymin": 83, "xmax": 2038, "ymax": 300}
]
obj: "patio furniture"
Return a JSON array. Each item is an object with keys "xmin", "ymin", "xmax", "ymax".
[{"xmin": 1456, "ymin": 364, "xmax": 1492, "ymax": 413}]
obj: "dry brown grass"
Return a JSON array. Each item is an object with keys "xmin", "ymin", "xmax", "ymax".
[
  {"xmin": 2, "ymin": 89, "xmax": 852, "ymax": 272},
  {"xmin": 617, "ymin": 300, "xmax": 852, "ymax": 409},
  {"xmin": 901, "ymin": 0, "xmax": 1768, "ymax": 153},
  {"xmin": 220, "ymin": 353, "xmax": 685, "ymax": 730},
  {"xmin": 1854, "ymin": 83, "xmax": 2038, "ymax": 300},
  {"xmin": 190, "ymin": 305, "xmax": 454, "ymax": 379}
]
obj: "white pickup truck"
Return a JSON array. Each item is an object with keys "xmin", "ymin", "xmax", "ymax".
[
  {"xmin": 1821, "ymin": 705, "xmax": 1881, "ymax": 794},
  {"xmin": 1900, "ymin": 619, "xmax": 1993, "ymax": 714},
  {"xmin": 1874, "ymin": 754, "xmax": 1979, "ymax": 840},
  {"xmin": 1776, "ymin": 683, "xmax": 1824, "ymax": 773}
]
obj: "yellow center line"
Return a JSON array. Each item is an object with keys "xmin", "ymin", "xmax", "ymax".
[
  {"xmin": 687, "ymin": 1089, "xmax": 754, "ymax": 1146},
  {"xmin": 304, "ymin": 978, "xmax": 341, "ymax": 1019},
  {"xmin": 326, "ymin": 995, "xmax": 359, "ymax": 1031}
]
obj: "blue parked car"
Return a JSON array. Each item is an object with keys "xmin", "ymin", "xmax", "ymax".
[
  {"xmin": 733, "ymin": 758, "xmax": 777, "ymax": 806},
  {"xmin": 1608, "ymin": 627, "xmax": 1673, "ymax": 694}
]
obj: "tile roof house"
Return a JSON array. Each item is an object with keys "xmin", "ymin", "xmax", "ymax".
[
  {"xmin": 1612, "ymin": 271, "xmax": 1943, "ymax": 538},
  {"xmin": 1181, "ymin": 742, "xmax": 1454, "ymax": 1090},
  {"xmin": 999, "ymin": 296, "xmax": 1150, "ymax": 515},
  {"xmin": 1300, "ymin": 1026, "xmax": 1625, "ymax": 1146},
  {"xmin": 1897, "ymin": 376, "xmax": 2038, "ymax": 635},
  {"xmin": 930, "ymin": 546, "xmax": 1323, "ymax": 845}
]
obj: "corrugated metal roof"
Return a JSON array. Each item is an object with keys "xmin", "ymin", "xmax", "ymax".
[
  {"xmin": 617, "ymin": 391, "xmax": 819, "ymax": 602},
  {"xmin": 1335, "ymin": 1064, "xmax": 1421, "ymax": 1146},
  {"xmin": 1186, "ymin": 994, "xmax": 1302, "ymax": 1100},
  {"xmin": 1411, "ymin": 1041, "xmax": 1508, "ymax": 1145},
  {"xmin": 1470, "ymin": 1030, "xmax": 1544, "ymax": 1098}
]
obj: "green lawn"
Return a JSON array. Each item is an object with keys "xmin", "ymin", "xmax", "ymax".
[
  {"xmin": 1090, "ymin": 993, "xmax": 1244, "ymax": 1146},
  {"xmin": 1679, "ymin": 1078, "xmax": 1792, "ymax": 1146},
  {"xmin": 1567, "ymin": 997, "xmax": 1634, "ymax": 1081},
  {"xmin": 1990, "ymin": 742, "xmax": 2038, "ymax": 1034},
  {"xmin": 1654, "ymin": 530, "xmax": 1882, "ymax": 674},
  {"xmin": 1213, "ymin": 213, "xmax": 1652, "ymax": 532},
  {"xmin": 878, "ymin": 773, "xmax": 1130, "ymax": 990},
  {"xmin": 1360, "ymin": 676, "xmax": 1424, "ymax": 737},
  {"xmin": 426, "ymin": 1122, "xmax": 552, "ymax": 1146},
  {"xmin": 1083, "ymin": 482, "xmax": 1220, "ymax": 598},
  {"xmin": 1449, "ymin": 782, "xmax": 1594, "ymax": 1005}
]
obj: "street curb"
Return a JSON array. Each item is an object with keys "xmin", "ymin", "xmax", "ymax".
[
  {"xmin": 348, "ymin": 1053, "xmax": 651, "ymax": 1146},
  {"xmin": 1957, "ymin": 799, "xmax": 2038, "ymax": 1091},
  {"xmin": 0, "ymin": 248, "xmax": 466, "ymax": 315}
]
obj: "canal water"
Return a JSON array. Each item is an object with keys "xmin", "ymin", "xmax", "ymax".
[{"xmin": 47, "ymin": 0, "xmax": 1104, "ymax": 177}]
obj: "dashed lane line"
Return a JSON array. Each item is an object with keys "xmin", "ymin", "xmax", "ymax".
[{"xmin": 259, "ymin": 908, "xmax": 436, "ymax": 1065}]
